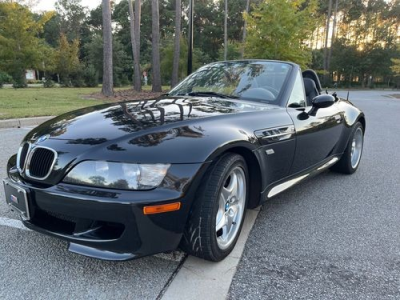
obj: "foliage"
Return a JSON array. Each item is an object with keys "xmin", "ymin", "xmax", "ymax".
[
  {"xmin": 71, "ymin": 70, "xmax": 86, "ymax": 88},
  {"xmin": 53, "ymin": 34, "xmax": 81, "ymax": 86},
  {"xmin": 218, "ymin": 41, "xmax": 242, "ymax": 61},
  {"xmin": 0, "ymin": 2, "xmax": 54, "ymax": 87},
  {"xmin": 0, "ymin": 71, "xmax": 12, "ymax": 88},
  {"xmin": 43, "ymin": 79, "xmax": 56, "ymax": 88},
  {"xmin": 41, "ymin": 14, "xmax": 62, "ymax": 48},
  {"xmin": 215, "ymin": 0, "xmax": 258, "ymax": 41},
  {"xmin": 311, "ymin": 49, "xmax": 324, "ymax": 72},
  {"xmin": 55, "ymin": 0, "xmax": 87, "ymax": 42},
  {"xmin": 83, "ymin": 65, "xmax": 99, "ymax": 87},
  {"xmin": 160, "ymin": 36, "xmax": 211, "ymax": 85},
  {"xmin": 314, "ymin": 0, "xmax": 400, "ymax": 86},
  {"xmin": 391, "ymin": 59, "xmax": 400, "ymax": 76},
  {"xmin": 84, "ymin": 34, "xmax": 132, "ymax": 88},
  {"xmin": 244, "ymin": 0, "xmax": 319, "ymax": 69}
]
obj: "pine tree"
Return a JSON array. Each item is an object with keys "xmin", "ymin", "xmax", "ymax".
[
  {"xmin": 102, "ymin": 0, "xmax": 114, "ymax": 96},
  {"xmin": 128, "ymin": 0, "xmax": 142, "ymax": 92},
  {"xmin": 151, "ymin": 0, "xmax": 162, "ymax": 92},
  {"xmin": 171, "ymin": 0, "xmax": 182, "ymax": 87}
]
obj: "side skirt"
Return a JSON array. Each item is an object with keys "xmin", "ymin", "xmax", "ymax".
[{"xmin": 261, "ymin": 156, "xmax": 340, "ymax": 201}]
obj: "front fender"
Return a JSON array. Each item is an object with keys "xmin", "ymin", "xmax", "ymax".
[
  {"xmin": 336, "ymin": 99, "xmax": 366, "ymax": 153},
  {"xmin": 338, "ymin": 99, "xmax": 365, "ymax": 128},
  {"xmin": 7, "ymin": 154, "xmax": 17, "ymax": 177}
]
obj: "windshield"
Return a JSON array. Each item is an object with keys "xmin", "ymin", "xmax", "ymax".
[{"xmin": 169, "ymin": 61, "xmax": 292, "ymax": 104}]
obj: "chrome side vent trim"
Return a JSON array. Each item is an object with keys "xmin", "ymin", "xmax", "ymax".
[{"xmin": 255, "ymin": 125, "xmax": 295, "ymax": 144}]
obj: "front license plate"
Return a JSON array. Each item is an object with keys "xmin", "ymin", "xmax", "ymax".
[{"xmin": 3, "ymin": 179, "xmax": 31, "ymax": 221}]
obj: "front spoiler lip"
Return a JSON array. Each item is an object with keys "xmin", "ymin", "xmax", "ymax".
[
  {"xmin": 23, "ymin": 220, "xmax": 137, "ymax": 261},
  {"xmin": 68, "ymin": 243, "xmax": 137, "ymax": 261}
]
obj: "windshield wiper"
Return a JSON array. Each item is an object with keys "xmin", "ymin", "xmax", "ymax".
[{"xmin": 188, "ymin": 91, "xmax": 239, "ymax": 99}]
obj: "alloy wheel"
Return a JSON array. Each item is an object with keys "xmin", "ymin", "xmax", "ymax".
[{"xmin": 215, "ymin": 166, "xmax": 246, "ymax": 250}]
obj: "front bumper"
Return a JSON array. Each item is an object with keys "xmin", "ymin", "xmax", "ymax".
[{"xmin": 5, "ymin": 163, "xmax": 207, "ymax": 260}]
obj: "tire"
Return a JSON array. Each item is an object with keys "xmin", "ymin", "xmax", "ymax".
[
  {"xmin": 180, "ymin": 153, "xmax": 248, "ymax": 261},
  {"xmin": 331, "ymin": 121, "xmax": 364, "ymax": 174}
]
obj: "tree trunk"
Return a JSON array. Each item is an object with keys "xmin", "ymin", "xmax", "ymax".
[
  {"xmin": 224, "ymin": 0, "xmax": 228, "ymax": 60},
  {"xmin": 241, "ymin": 0, "xmax": 250, "ymax": 58},
  {"xmin": 171, "ymin": 0, "xmax": 182, "ymax": 88},
  {"xmin": 327, "ymin": 0, "xmax": 339, "ymax": 75},
  {"xmin": 323, "ymin": 0, "xmax": 333, "ymax": 86},
  {"xmin": 134, "ymin": 0, "xmax": 141, "ymax": 91},
  {"xmin": 102, "ymin": 0, "xmax": 114, "ymax": 96},
  {"xmin": 151, "ymin": 0, "xmax": 162, "ymax": 92},
  {"xmin": 128, "ymin": 0, "xmax": 141, "ymax": 92}
]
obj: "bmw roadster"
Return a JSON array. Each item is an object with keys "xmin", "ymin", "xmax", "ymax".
[{"xmin": 3, "ymin": 60, "xmax": 365, "ymax": 261}]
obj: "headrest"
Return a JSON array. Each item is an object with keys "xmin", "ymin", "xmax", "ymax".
[
  {"xmin": 303, "ymin": 78, "xmax": 317, "ymax": 95},
  {"xmin": 303, "ymin": 69, "xmax": 322, "ymax": 92}
]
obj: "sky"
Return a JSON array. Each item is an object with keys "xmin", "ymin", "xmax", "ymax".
[{"xmin": 33, "ymin": 0, "xmax": 104, "ymax": 12}]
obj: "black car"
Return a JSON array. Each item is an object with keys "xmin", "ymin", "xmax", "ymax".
[{"xmin": 3, "ymin": 60, "xmax": 365, "ymax": 262}]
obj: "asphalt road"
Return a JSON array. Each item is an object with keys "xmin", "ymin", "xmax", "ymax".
[
  {"xmin": 0, "ymin": 127, "xmax": 183, "ymax": 300},
  {"xmin": 229, "ymin": 90, "xmax": 400, "ymax": 299}
]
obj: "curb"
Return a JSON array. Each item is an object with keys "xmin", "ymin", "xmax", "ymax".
[
  {"xmin": 0, "ymin": 116, "xmax": 55, "ymax": 129},
  {"xmin": 161, "ymin": 208, "xmax": 261, "ymax": 300}
]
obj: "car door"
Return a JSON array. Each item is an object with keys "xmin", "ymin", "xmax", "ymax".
[{"xmin": 286, "ymin": 71, "xmax": 344, "ymax": 174}]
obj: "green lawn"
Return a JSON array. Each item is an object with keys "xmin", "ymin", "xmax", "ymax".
[
  {"xmin": 0, "ymin": 87, "xmax": 109, "ymax": 120},
  {"xmin": 0, "ymin": 85, "xmax": 169, "ymax": 120}
]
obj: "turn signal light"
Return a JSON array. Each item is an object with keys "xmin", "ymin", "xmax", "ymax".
[{"xmin": 143, "ymin": 202, "xmax": 181, "ymax": 215}]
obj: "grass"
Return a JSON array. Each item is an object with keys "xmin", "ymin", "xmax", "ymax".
[
  {"xmin": 0, "ymin": 87, "xmax": 109, "ymax": 120},
  {"xmin": 0, "ymin": 85, "xmax": 169, "ymax": 120}
]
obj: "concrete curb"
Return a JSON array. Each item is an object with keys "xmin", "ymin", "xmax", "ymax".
[
  {"xmin": 161, "ymin": 208, "xmax": 261, "ymax": 300},
  {"xmin": 0, "ymin": 116, "xmax": 55, "ymax": 129}
]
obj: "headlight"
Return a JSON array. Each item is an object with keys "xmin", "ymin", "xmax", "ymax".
[{"xmin": 63, "ymin": 161, "xmax": 170, "ymax": 190}]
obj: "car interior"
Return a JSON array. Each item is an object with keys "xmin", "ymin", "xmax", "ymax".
[
  {"xmin": 302, "ymin": 69, "xmax": 322, "ymax": 106},
  {"xmin": 303, "ymin": 78, "xmax": 319, "ymax": 106}
]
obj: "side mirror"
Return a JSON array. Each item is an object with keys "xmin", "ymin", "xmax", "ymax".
[{"xmin": 312, "ymin": 94, "xmax": 335, "ymax": 109}]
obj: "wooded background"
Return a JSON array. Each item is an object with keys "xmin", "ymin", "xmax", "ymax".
[{"xmin": 0, "ymin": 0, "xmax": 399, "ymax": 96}]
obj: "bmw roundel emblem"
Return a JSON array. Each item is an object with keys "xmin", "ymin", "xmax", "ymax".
[{"xmin": 36, "ymin": 134, "xmax": 50, "ymax": 144}]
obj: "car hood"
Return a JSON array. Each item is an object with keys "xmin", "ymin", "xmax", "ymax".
[{"xmin": 24, "ymin": 96, "xmax": 275, "ymax": 143}]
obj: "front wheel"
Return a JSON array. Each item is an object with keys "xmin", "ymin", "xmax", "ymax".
[
  {"xmin": 331, "ymin": 121, "xmax": 364, "ymax": 174},
  {"xmin": 180, "ymin": 153, "xmax": 248, "ymax": 261}
]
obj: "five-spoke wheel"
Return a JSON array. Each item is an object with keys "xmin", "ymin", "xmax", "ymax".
[{"xmin": 216, "ymin": 167, "xmax": 246, "ymax": 250}]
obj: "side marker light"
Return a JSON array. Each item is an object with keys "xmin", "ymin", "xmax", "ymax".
[{"xmin": 143, "ymin": 202, "xmax": 181, "ymax": 215}]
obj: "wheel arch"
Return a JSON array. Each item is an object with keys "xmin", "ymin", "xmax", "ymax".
[
  {"xmin": 357, "ymin": 115, "xmax": 366, "ymax": 133},
  {"xmin": 227, "ymin": 147, "xmax": 262, "ymax": 209},
  {"xmin": 203, "ymin": 143, "xmax": 263, "ymax": 210}
]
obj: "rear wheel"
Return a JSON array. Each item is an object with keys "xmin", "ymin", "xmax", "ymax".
[
  {"xmin": 180, "ymin": 153, "xmax": 248, "ymax": 261},
  {"xmin": 331, "ymin": 122, "xmax": 364, "ymax": 174}
]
